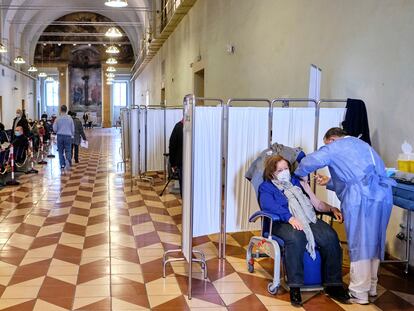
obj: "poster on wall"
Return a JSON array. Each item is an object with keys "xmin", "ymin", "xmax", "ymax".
[{"xmin": 69, "ymin": 46, "xmax": 102, "ymax": 126}]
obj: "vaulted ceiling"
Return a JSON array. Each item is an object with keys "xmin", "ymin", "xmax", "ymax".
[{"xmin": 1, "ymin": 0, "xmax": 152, "ymax": 64}]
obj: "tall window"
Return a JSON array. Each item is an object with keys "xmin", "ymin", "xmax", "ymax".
[
  {"xmin": 113, "ymin": 81, "xmax": 127, "ymax": 107},
  {"xmin": 46, "ymin": 80, "xmax": 59, "ymax": 107}
]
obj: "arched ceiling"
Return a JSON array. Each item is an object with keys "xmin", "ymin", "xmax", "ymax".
[{"xmin": 1, "ymin": 0, "xmax": 153, "ymax": 63}]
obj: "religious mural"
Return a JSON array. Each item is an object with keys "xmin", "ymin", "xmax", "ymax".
[{"xmin": 69, "ymin": 46, "xmax": 102, "ymax": 125}]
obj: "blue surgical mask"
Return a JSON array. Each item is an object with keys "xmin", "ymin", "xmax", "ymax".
[
  {"xmin": 277, "ymin": 169, "xmax": 291, "ymax": 183},
  {"xmin": 15, "ymin": 131, "xmax": 22, "ymax": 137}
]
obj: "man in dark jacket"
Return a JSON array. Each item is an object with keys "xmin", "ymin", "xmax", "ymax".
[
  {"xmin": 168, "ymin": 119, "xmax": 183, "ymax": 196},
  {"xmin": 70, "ymin": 112, "xmax": 87, "ymax": 164},
  {"xmin": 11, "ymin": 109, "xmax": 30, "ymax": 140}
]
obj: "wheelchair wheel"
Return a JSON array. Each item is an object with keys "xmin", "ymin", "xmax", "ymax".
[
  {"xmin": 267, "ymin": 282, "xmax": 278, "ymax": 295},
  {"xmin": 247, "ymin": 263, "xmax": 254, "ymax": 273}
]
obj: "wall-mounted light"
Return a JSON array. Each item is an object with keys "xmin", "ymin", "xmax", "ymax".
[
  {"xmin": 106, "ymin": 57, "xmax": 118, "ymax": 65},
  {"xmin": 28, "ymin": 66, "xmax": 38, "ymax": 72},
  {"xmin": 38, "ymin": 72, "xmax": 47, "ymax": 78},
  {"xmin": 13, "ymin": 56, "xmax": 25, "ymax": 64},
  {"xmin": 105, "ymin": 45, "xmax": 120, "ymax": 54},
  {"xmin": 105, "ymin": 27, "xmax": 122, "ymax": 38},
  {"xmin": 0, "ymin": 44, "xmax": 7, "ymax": 53},
  {"xmin": 106, "ymin": 73, "xmax": 115, "ymax": 78},
  {"xmin": 106, "ymin": 66, "xmax": 116, "ymax": 72},
  {"xmin": 106, "ymin": 80, "xmax": 113, "ymax": 85},
  {"xmin": 45, "ymin": 76, "xmax": 55, "ymax": 82},
  {"xmin": 105, "ymin": 0, "xmax": 128, "ymax": 7}
]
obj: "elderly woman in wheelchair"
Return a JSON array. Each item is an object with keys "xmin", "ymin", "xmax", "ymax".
[{"xmin": 256, "ymin": 155, "xmax": 350, "ymax": 306}]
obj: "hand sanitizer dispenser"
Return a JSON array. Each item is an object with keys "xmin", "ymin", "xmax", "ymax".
[{"xmin": 398, "ymin": 141, "xmax": 414, "ymax": 173}]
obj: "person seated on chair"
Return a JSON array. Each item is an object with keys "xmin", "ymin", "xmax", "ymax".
[
  {"xmin": 11, "ymin": 126, "xmax": 29, "ymax": 168},
  {"xmin": 258, "ymin": 155, "xmax": 350, "ymax": 307},
  {"xmin": 168, "ymin": 119, "xmax": 183, "ymax": 197}
]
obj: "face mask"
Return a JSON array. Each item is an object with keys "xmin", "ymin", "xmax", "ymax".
[
  {"xmin": 15, "ymin": 131, "xmax": 21, "ymax": 137},
  {"xmin": 16, "ymin": 113, "xmax": 21, "ymax": 118},
  {"xmin": 276, "ymin": 169, "xmax": 291, "ymax": 183}
]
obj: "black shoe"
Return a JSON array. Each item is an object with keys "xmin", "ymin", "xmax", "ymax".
[
  {"xmin": 289, "ymin": 287, "xmax": 302, "ymax": 307},
  {"xmin": 68, "ymin": 161, "xmax": 72, "ymax": 167},
  {"xmin": 60, "ymin": 165, "xmax": 65, "ymax": 169},
  {"xmin": 75, "ymin": 160, "xmax": 79, "ymax": 164},
  {"xmin": 325, "ymin": 285, "xmax": 351, "ymax": 304}
]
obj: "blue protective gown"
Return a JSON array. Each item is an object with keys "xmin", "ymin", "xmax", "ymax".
[{"xmin": 294, "ymin": 136, "xmax": 395, "ymax": 262}]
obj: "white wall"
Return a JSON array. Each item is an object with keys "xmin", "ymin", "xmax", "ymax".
[
  {"xmin": 134, "ymin": 0, "xmax": 414, "ymax": 266},
  {"xmin": 0, "ymin": 64, "xmax": 36, "ymax": 128}
]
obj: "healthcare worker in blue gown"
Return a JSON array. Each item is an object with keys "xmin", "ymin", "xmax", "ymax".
[{"xmin": 294, "ymin": 127, "xmax": 395, "ymax": 305}]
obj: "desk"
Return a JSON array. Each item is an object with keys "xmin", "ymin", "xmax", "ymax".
[{"xmin": 382, "ymin": 182, "xmax": 414, "ymax": 274}]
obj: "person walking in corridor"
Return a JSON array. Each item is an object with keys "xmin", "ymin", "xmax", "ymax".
[{"xmin": 53, "ymin": 105, "xmax": 74, "ymax": 169}]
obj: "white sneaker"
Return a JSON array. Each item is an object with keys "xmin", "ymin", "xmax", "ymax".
[
  {"xmin": 349, "ymin": 292, "xmax": 369, "ymax": 305},
  {"xmin": 369, "ymin": 291, "xmax": 377, "ymax": 297}
]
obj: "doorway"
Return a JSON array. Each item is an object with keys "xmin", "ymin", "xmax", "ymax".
[{"xmin": 194, "ymin": 69, "xmax": 205, "ymax": 101}]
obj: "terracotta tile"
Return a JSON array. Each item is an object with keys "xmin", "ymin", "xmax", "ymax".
[
  {"xmin": 74, "ymin": 297, "xmax": 111, "ymax": 310},
  {"xmin": 153, "ymin": 221, "xmax": 181, "ymax": 234},
  {"xmin": 63, "ymin": 223, "xmax": 86, "ymax": 236},
  {"xmin": 151, "ymin": 295, "xmax": 190, "ymax": 311},
  {"xmin": 135, "ymin": 231, "xmax": 161, "ymax": 248},
  {"xmin": 15, "ymin": 224, "xmax": 40, "ymax": 237},
  {"xmin": 54, "ymin": 244, "xmax": 82, "ymax": 265},
  {"xmin": 227, "ymin": 294, "xmax": 267, "ymax": 310},
  {"xmin": 87, "ymin": 214, "xmax": 108, "ymax": 226},
  {"xmin": 0, "ymin": 299, "xmax": 37, "ymax": 311},
  {"xmin": 373, "ymin": 290, "xmax": 414, "ymax": 311},
  {"xmin": 38, "ymin": 276, "xmax": 75, "ymax": 309},
  {"xmin": 206, "ymin": 258, "xmax": 236, "ymax": 283},
  {"xmin": 70, "ymin": 207, "xmax": 91, "ymax": 217},
  {"xmin": 84, "ymin": 233, "xmax": 109, "ymax": 249},
  {"xmin": 9, "ymin": 259, "xmax": 51, "ymax": 285}
]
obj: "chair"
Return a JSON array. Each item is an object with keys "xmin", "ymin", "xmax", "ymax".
[
  {"xmin": 159, "ymin": 153, "xmax": 180, "ymax": 196},
  {"xmin": 246, "ymin": 210, "xmax": 323, "ymax": 295}
]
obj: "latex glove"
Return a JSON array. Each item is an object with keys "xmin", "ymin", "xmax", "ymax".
[{"xmin": 316, "ymin": 173, "xmax": 330, "ymax": 186}]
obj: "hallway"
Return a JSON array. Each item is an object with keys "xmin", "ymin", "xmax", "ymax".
[{"xmin": 0, "ymin": 129, "xmax": 412, "ymax": 311}]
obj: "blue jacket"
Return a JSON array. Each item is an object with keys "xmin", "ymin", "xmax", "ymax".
[{"xmin": 257, "ymin": 177, "xmax": 301, "ymax": 223}]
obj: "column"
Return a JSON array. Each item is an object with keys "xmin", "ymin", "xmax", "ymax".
[{"xmin": 101, "ymin": 63, "xmax": 111, "ymax": 128}]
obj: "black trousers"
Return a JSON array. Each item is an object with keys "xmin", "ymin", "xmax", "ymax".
[
  {"xmin": 72, "ymin": 144, "xmax": 79, "ymax": 162},
  {"xmin": 272, "ymin": 219, "xmax": 343, "ymax": 287}
]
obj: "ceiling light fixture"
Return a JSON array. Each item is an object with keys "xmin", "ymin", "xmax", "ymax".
[
  {"xmin": 45, "ymin": 76, "xmax": 55, "ymax": 82},
  {"xmin": 105, "ymin": 0, "xmax": 128, "ymax": 7},
  {"xmin": 106, "ymin": 57, "xmax": 117, "ymax": 65},
  {"xmin": 28, "ymin": 66, "xmax": 38, "ymax": 72},
  {"xmin": 106, "ymin": 73, "xmax": 115, "ymax": 78},
  {"xmin": 38, "ymin": 72, "xmax": 47, "ymax": 78},
  {"xmin": 106, "ymin": 66, "xmax": 116, "ymax": 72},
  {"xmin": 105, "ymin": 27, "xmax": 122, "ymax": 38},
  {"xmin": 13, "ymin": 56, "xmax": 25, "ymax": 64},
  {"xmin": 106, "ymin": 80, "xmax": 113, "ymax": 85},
  {"xmin": 105, "ymin": 45, "xmax": 120, "ymax": 54},
  {"xmin": 0, "ymin": 44, "xmax": 7, "ymax": 53}
]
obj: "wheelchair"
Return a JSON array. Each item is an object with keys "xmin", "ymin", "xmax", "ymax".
[{"xmin": 246, "ymin": 210, "xmax": 323, "ymax": 295}]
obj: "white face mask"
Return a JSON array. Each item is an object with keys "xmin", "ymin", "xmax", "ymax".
[{"xmin": 276, "ymin": 169, "xmax": 291, "ymax": 183}]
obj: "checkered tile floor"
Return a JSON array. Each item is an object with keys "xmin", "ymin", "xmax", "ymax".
[{"xmin": 0, "ymin": 128, "xmax": 412, "ymax": 310}]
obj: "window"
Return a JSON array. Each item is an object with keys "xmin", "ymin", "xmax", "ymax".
[
  {"xmin": 113, "ymin": 81, "xmax": 127, "ymax": 107},
  {"xmin": 46, "ymin": 80, "xmax": 59, "ymax": 107}
]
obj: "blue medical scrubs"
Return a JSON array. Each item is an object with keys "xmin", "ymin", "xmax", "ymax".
[{"xmin": 295, "ymin": 136, "xmax": 395, "ymax": 262}]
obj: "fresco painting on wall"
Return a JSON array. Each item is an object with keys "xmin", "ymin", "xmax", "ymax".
[{"xmin": 69, "ymin": 46, "xmax": 102, "ymax": 126}]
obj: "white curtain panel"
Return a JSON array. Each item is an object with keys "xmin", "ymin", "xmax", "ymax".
[
  {"xmin": 146, "ymin": 109, "xmax": 165, "ymax": 171},
  {"xmin": 130, "ymin": 108, "xmax": 140, "ymax": 177},
  {"xmin": 225, "ymin": 107, "xmax": 270, "ymax": 232},
  {"xmin": 272, "ymin": 107, "xmax": 315, "ymax": 154},
  {"xmin": 120, "ymin": 109, "xmax": 130, "ymax": 160},
  {"xmin": 182, "ymin": 106, "xmax": 222, "ymax": 261},
  {"xmin": 315, "ymin": 108, "xmax": 346, "ymax": 208},
  {"xmin": 182, "ymin": 104, "xmax": 193, "ymax": 262},
  {"xmin": 139, "ymin": 109, "xmax": 146, "ymax": 171}
]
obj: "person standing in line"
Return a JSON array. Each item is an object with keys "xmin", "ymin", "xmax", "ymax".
[
  {"xmin": 53, "ymin": 105, "xmax": 74, "ymax": 169},
  {"xmin": 69, "ymin": 112, "xmax": 87, "ymax": 164}
]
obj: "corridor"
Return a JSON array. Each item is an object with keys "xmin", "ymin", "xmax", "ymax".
[{"xmin": 0, "ymin": 129, "xmax": 411, "ymax": 311}]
